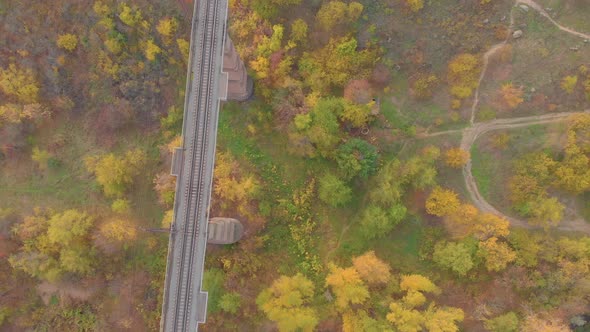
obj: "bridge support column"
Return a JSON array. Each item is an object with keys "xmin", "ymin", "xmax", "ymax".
[{"xmin": 222, "ymin": 36, "xmax": 253, "ymax": 101}]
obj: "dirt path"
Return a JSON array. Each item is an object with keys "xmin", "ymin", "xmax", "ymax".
[
  {"xmin": 469, "ymin": 2, "xmax": 516, "ymax": 124},
  {"xmin": 460, "ymin": 110, "xmax": 590, "ymax": 234},
  {"xmin": 517, "ymin": 0, "xmax": 590, "ymax": 40}
]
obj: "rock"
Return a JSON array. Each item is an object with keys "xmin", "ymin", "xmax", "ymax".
[
  {"xmin": 513, "ymin": 30, "xmax": 523, "ymax": 39},
  {"xmin": 519, "ymin": 4, "xmax": 529, "ymax": 12}
]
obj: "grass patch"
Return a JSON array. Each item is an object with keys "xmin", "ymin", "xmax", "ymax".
[{"xmin": 470, "ymin": 144, "xmax": 493, "ymax": 199}]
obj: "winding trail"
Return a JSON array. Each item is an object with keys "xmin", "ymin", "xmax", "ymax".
[
  {"xmin": 459, "ymin": 0, "xmax": 590, "ymax": 233},
  {"xmin": 460, "ymin": 111, "xmax": 590, "ymax": 234},
  {"xmin": 517, "ymin": 0, "xmax": 590, "ymax": 40}
]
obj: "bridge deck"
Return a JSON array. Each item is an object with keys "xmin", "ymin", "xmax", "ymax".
[{"xmin": 160, "ymin": 0, "xmax": 228, "ymax": 331}]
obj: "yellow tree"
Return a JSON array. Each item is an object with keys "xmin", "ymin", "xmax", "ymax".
[
  {"xmin": 0, "ymin": 64, "xmax": 40, "ymax": 104},
  {"xmin": 478, "ymin": 237, "xmax": 516, "ymax": 272},
  {"xmin": 425, "ymin": 187, "xmax": 460, "ymax": 217},
  {"xmin": 472, "ymin": 213, "xmax": 510, "ymax": 240},
  {"xmin": 156, "ymin": 17, "xmax": 178, "ymax": 38},
  {"xmin": 325, "ymin": 263, "xmax": 369, "ymax": 310},
  {"xmin": 145, "ymin": 40, "xmax": 162, "ymax": 61},
  {"xmin": 387, "ymin": 302, "xmax": 424, "ymax": 332},
  {"xmin": 57, "ymin": 34, "xmax": 78, "ymax": 52},
  {"xmin": 444, "ymin": 148, "xmax": 469, "ymax": 168},
  {"xmin": 99, "ymin": 218, "xmax": 137, "ymax": 242},
  {"xmin": 560, "ymin": 75, "xmax": 578, "ymax": 94},
  {"xmin": 352, "ymin": 251, "xmax": 391, "ymax": 286},
  {"xmin": 84, "ymin": 149, "xmax": 147, "ymax": 197},
  {"xmin": 256, "ymin": 273, "xmax": 318, "ymax": 332},
  {"xmin": 405, "ymin": 0, "xmax": 424, "ymax": 12},
  {"xmin": 31, "ymin": 147, "xmax": 52, "ymax": 171},
  {"xmin": 447, "ymin": 54, "xmax": 481, "ymax": 100},
  {"xmin": 423, "ymin": 304, "xmax": 464, "ymax": 332}
]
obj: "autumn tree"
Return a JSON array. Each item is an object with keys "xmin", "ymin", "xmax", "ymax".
[
  {"xmin": 256, "ymin": 273, "xmax": 318, "ymax": 332},
  {"xmin": 0, "ymin": 64, "xmax": 40, "ymax": 104},
  {"xmin": 325, "ymin": 263, "xmax": 369, "ymax": 310},
  {"xmin": 99, "ymin": 218, "xmax": 137, "ymax": 242},
  {"xmin": 447, "ymin": 54, "xmax": 481, "ymax": 100},
  {"xmin": 335, "ymin": 138, "xmax": 379, "ymax": 180},
  {"xmin": 85, "ymin": 149, "xmax": 147, "ymax": 198},
  {"xmin": 145, "ymin": 40, "xmax": 163, "ymax": 61},
  {"xmin": 426, "ymin": 187, "xmax": 460, "ymax": 217},
  {"xmin": 119, "ymin": 3, "xmax": 145, "ymax": 27},
  {"xmin": 411, "ymin": 74, "xmax": 438, "ymax": 100},
  {"xmin": 352, "ymin": 251, "xmax": 391, "ymax": 286},
  {"xmin": 477, "ymin": 237, "xmax": 516, "ymax": 272},
  {"xmin": 387, "ymin": 275, "xmax": 463, "ymax": 332},
  {"xmin": 500, "ymin": 83, "xmax": 524, "ymax": 109},
  {"xmin": 560, "ymin": 75, "xmax": 578, "ymax": 94},
  {"xmin": 299, "ymin": 37, "xmax": 379, "ymax": 93},
  {"xmin": 405, "ymin": 0, "xmax": 424, "ymax": 12},
  {"xmin": 9, "ymin": 209, "xmax": 96, "ymax": 281},
  {"xmin": 31, "ymin": 147, "xmax": 52, "ymax": 171},
  {"xmin": 57, "ymin": 33, "xmax": 78, "ymax": 52},
  {"xmin": 316, "ymin": 1, "xmax": 364, "ymax": 31},
  {"xmin": 156, "ymin": 17, "xmax": 178, "ymax": 39},
  {"xmin": 444, "ymin": 148, "xmax": 469, "ymax": 168},
  {"xmin": 213, "ymin": 151, "xmax": 259, "ymax": 216},
  {"xmin": 154, "ymin": 172, "xmax": 176, "ymax": 207},
  {"xmin": 318, "ymin": 173, "xmax": 352, "ymax": 207}
]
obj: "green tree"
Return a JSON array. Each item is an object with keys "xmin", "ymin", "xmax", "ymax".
[
  {"xmin": 296, "ymin": 98, "xmax": 343, "ymax": 157},
  {"xmin": 432, "ymin": 241, "xmax": 475, "ymax": 276},
  {"xmin": 335, "ymin": 138, "xmax": 379, "ymax": 180},
  {"xmin": 219, "ymin": 292, "xmax": 242, "ymax": 314},
  {"xmin": 290, "ymin": 19, "xmax": 308, "ymax": 44},
  {"xmin": 360, "ymin": 204, "xmax": 405, "ymax": 240},
  {"xmin": 507, "ymin": 229, "xmax": 542, "ymax": 267},
  {"xmin": 318, "ymin": 173, "xmax": 352, "ymax": 207},
  {"xmin": 257, "ymin": 273, "xmax": 318, "ymax": 332},
  {"xmin": 484, "ymin": 312, "xmax": 519, "ymax": 332}
]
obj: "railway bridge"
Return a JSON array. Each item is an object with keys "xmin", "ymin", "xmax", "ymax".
[{"xmin": 160, "ymin": 0, "xmax": 251, "ymax": 331}]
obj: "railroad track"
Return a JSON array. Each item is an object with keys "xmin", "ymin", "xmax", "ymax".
[{"xmin": 161, "ymin": 0, "xmax": 227, "ymax": 331}]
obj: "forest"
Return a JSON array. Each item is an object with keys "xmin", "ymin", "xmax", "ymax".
[{"xmin": 0, "ymin": 0, "xmax": 589, "ymax": 331}]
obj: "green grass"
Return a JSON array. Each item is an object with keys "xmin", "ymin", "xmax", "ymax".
[{"xmin": 470, "ymin": 144, "xmax": 493, "ymax": 199}]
